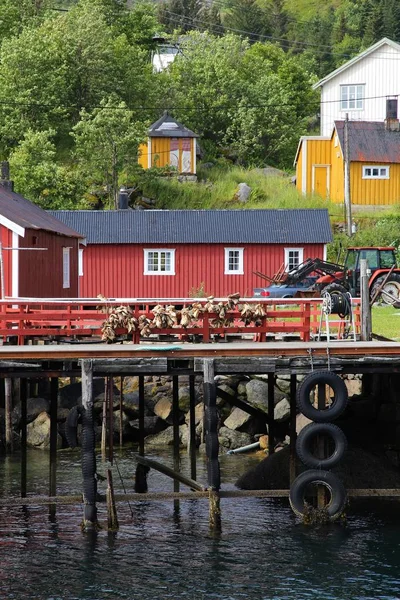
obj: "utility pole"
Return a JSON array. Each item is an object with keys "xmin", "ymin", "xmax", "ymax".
[{"xmin": 344, "ymin": 113, "xmax": 353, "ymax": 237}]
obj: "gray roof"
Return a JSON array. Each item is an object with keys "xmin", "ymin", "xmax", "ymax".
[
  {"xmin": 148, "ymin": 112, "xmax": 198, "ymax": 138},
  {"xmin": 335, "ymin": 121, "xmax": 400, "ymax": 163},
  {"xmin": 0, "ymin": 186, "xmax": 83, "ymax": 238},
  {"xmin": 49, "ymin": 209, "xmax": 332, "ymax": 245}
]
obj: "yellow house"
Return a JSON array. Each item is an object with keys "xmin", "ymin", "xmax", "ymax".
[
  {"xmin": 294, "ymin": 120, "xmax": 400, "ymax": 206},
  {"xmin": 138, "ymin": 112, "xmax": 199, "ymax": 175}
]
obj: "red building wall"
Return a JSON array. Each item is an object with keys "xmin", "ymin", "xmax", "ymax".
[
  {"xmin": 18, "ymin": 229, "xmax": 79, "ymax": 298},
  {"xmin": 79, "ymin": 243, "xmax": 326, "ymax": 299}
]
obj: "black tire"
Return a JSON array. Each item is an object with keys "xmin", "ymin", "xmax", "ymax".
[
  {"xmin": 65, "ymin": 405, "xmax": 82, "ymax": 448},
  {"xmin": 297, "ymin": 371, "xmax": 348, "ymax": 422},
  {"xmin": 289, "ymin": 470, "xmax": 347, "ymax": 521},
  {"xmin": 323, "ymin": 282, "xmax": 349, "ymax": 296},
  {"xmin": 296, "ymin": 423, "xmax": 348, "ymax": 469},
  {"xmin": 371, "ymin": 274, "xmax": 400, "ymax": 306}
]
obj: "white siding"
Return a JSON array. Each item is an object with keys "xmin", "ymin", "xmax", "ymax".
[{"xmin": 320, "ymin": 43, "xmax": 400, "ymax": 135}]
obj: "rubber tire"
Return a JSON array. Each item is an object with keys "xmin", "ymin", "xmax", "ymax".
[
  {"xmin": 65, "ymin": 405, "xmax": 82, "ymax": 448},
  {"xmin": 297, "ymin": 371, "xmax": 348, "ymax": 422},
  {"xmin": 322, "ymin": 282, "xmax": 349, "ymax": 296},
  {"xmin": 371, "ymin": 274, "xmax": 400, "ymax": 306},
  {"xmin": 296, "ymin": 423, "xmax": 348, "ymax": 469},
  {"xmin": 289, "ymin": 470, "xmax": 347, "ymax": 521}
]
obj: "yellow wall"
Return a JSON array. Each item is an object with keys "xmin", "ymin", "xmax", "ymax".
[
  {"xmin": 138, "ymin": 137, "xmax": 196, "ymax": 173},
  {"xmin": 349, "ymin": 163, "xmax": 400, "ymax": 206},
  {"xmin": 330, "ymin": 137, "xmax": 344, "ymax": 203},
  {"xmin": 306, "ymin": 140, "xmax": 331, "ymax": 195},
  {"xmin": 138, "ymin": 142, "xmax": 148, "ymax": 169}
]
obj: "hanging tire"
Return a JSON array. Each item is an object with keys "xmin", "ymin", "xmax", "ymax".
[
  {"xmin": 289, "ymin": 470, "xmax": 347, "ymax": 521},
  {"xmin": 65, "ymin": 405, "xmax": 83, "ymax": 448},
  {"xmin": 371, "ymin": 274, "xmax": 400, "ymax": 307},
  {"xmin": 297, "ymin": 371, "xmax": 348, "ymax": 422},
  {"xmin": 296, "ymin": 423, "xmax": 347, "ymax": 469}
]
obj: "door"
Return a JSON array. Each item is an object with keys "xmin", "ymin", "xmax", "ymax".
[{"xmin": 312, "ymin": 165, "xmax": 330, "ymax": 199}]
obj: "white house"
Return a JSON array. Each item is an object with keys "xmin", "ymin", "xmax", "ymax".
[{"xmin": 315, "ymin": 38, "xmax": 400, "ymax": 136}]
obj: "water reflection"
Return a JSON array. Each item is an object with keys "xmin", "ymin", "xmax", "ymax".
[{"xmin": 0, "ymin": 450, "xmax": 399, "ymax": 599}]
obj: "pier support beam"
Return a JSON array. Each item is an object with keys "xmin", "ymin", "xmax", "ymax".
[
  {"xmin": 80, "ymin": 360, "xmax": 98, "ymax": 531},
  {"xmin": 5, "ymin": 378, "xmax": 13, "ymax": 453},
  {"xmin": 203, "ymin": 359, "xmax": 221, "ymax": 532},
  {"xmin": 49, "ymin": 377, "xmax": 58, "ymax": 518},
  {"xmin": 20, "ymin": 378, "xmax": 27, "ymax": 499}
]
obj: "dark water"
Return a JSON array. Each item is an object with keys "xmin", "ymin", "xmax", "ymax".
[{"xmin": 0, "ymin": 449, "xmax": 400, "ymax": 600}]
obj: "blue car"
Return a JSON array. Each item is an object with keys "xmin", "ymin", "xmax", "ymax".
[{"xmin": 253, "ymin": 276, "xmax": 318, "ymax": 299}]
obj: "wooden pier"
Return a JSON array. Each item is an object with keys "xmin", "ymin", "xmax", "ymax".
[{"xmin": 1, "ymin": 337, "xmax": 400, "ymax": 531}]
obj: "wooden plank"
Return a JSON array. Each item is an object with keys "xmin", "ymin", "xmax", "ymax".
[{"xmin": 197, "ymin": 357, "xmax": 277, "ymax": 373}]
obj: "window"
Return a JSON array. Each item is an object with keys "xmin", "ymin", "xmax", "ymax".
[
  {"xmin": 340, "ymin": 84, "xmax": 364, "ymax": 110},
  {"xmin": 144, "ymin": 249, "xmax": 175, "ymax": 275},
  {"xmin": 224, "ymin": 248, "xmax": 244, "ymax": 274},
  {"xmin": 78, "ymin": 248, "xmax": 84, "ymax": 276},
  {"xmin": 63, "ymin": 247, "xmax": 70, "ymax": 289},
  {"xmin": 362, "ymin": 166, "xmax": 389, "ymax": 179},
  {"xmin": 284, "ymin": 248, "xmax": 304, "ymax": 272}
]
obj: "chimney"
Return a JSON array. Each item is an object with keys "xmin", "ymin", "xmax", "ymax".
[
  {"xmin": 118, "ymin": 187, "xmax": 129, "ymax": 210},
  {"xmin": 385, "ymin": 98, "xmax": 399, "ymax": 131},
  {"xmin": 0, "ymin": 161, "xmax": 14, "ymax": 192}
]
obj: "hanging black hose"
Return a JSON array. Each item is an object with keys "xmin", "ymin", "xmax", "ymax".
[{"xmin": 328, "ymin": 292, "xmax": 351, "ymax": 318}]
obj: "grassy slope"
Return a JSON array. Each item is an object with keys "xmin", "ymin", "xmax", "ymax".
[{"xmin": 371, "ymin": 306, "xmax": 400, "ymax": 340}]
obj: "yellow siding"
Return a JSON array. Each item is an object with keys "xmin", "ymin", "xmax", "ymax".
[
  {"xmin": 151, "ymin": 137, "xmax": 170, "ymax": 167},
  {"xmin": 350, "ymin": 163, "xmax": 400, "ymax": 205},
  {"xmin": 295, "ymin": 145, "xmax": 303, "ymax": 193},
  {"xmin": 138, "ymin": 143, "xmax": 148, "ymax": 169},
  {"xmin": 330, "ymin": 137, "xmax": 344, "ymax": 203},
  {"xmin": 306, "ymin": 140, "xmax": 331, "ymax": 195}
]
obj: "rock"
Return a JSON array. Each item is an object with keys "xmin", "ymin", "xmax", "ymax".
[
  {"xmin": 345, "ymin": 375, "xmax": 362, "ymax": 397},
  {"xmin": 121, "ymin": 391, "xmax": 140, "ymax": 417},
  {"xmin": 296, "ymin": 413, "xmax": 312, "ymax": 434},
  {"xmin": 245, "ymin": 379, "xmax": 269, "ymax": 413},
  {"xmin": 185, "ymin": 402, "xmax": 204, "ymax": 426},
  {"xmin": 178, "ymin": 386, "xmax": 190, "ymax": 412},
  {"xmin": 180, "ymin": 423, "xmax": 201, "ymax": 447},
  {"xmin": 113, "ymin": 410, "xmax": 133, "ymax": 438},
  {"xmin": 217, "ymin": 426, "xmax": 253, "ymax": 452},
  {"xmin": 200, "ymin": 162, "xmax": 214, "ymax": 170},
  {"xmin": 217, "ymin": 383, "xmax": 236, "ymax": 398},
  {"xmin": 130, "ymin": 416, "xmax": 167, "ymax": 437},
  {"xmin": 274, "ymin": 398, "xmax": 290, "ymax": 422},
  {"xmin": 27, "ymin": 412, "xmax": 62, "ymax": 449},
  {"xmin": 224, "ymin": 407, "xmax": 251, "ymax": 430},
  {"xmin": 58, "ymin": 378, "xmax": 105, "ymax": 409},
  {"xmin": 145, "ymin": 427, "xmax": 185, "ymax": 447},
  {"xmin": 234, "ymin": 182, "xmax": 252, "ymax": 203},
  {"xmin": 153, "ymin": 397, "xmax": 173, "ymax": 422},
  {"xmin": 237, "ymin": 381, "xmax": 248, "ymax": 397},
  {"xmin": 259, "ymin": 434, "xmax": 268, "ymax": 450}
]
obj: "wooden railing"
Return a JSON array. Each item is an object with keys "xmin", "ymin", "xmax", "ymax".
[{"xmin": 0, "ymin": 297, "xmax": 361, "ymax": 346}]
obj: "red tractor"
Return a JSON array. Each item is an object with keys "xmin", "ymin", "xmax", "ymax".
[{"xmin": 316, "ymin": 247, "xmax": 400, "ymax": 305}]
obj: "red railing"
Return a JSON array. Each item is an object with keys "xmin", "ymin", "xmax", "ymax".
[{"xmin": 0, "ymin": 297, "xmax": 361, "ymax": 346}]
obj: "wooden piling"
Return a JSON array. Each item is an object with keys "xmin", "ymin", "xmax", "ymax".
[
  {"xmin": 81, "ymin": 359, "xmax": 98, "ymax": 531},
  {"xmin": 203, "ymin": 359, "xmax": 221, "ymax": 532},
  {"xmin": 108, "ymin": 376, "xmax": 114, "ymax": 465},
  {"xmin": 5, "ymin": 378, "xmax": 13, "ymax": 453},
  {"xmin": 138, "ymin": 376, "xmax": 145, "ymax": 457},
  {"xmin": 49, "ymin": 377, "xmax": 58, "ymax": 518},
  {"xmin": 119, "ymin": 376, "xmax": 124, "ymax": 448},
  {"xmin": 20, "ymin": 378, "xmax": 27, "ymax": 499},
  {"xmin": 172, "ymin": 375, "xmax": 180, "ymax": 500},
  {"xmin": 188, "ymin": 374, "xmax": 197, "ymax": 481},
  {"xmin": 101, "ymin": 378, "xmax": 107, "ymax": 461},
  {"xmin": 268, "ymin": 372, "xmax": 275, "ymax": 455},
  {"xmin": 106, "ymin": 469, "xmax": 119, "ymax": 531},
  {"xmin": 289, "ymin": 374, "xmax": 297, "ymax": 485}
]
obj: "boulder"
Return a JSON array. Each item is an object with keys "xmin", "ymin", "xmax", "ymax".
[
  {"xmin": 234, "ymin": 182, "xmax": 251, "ymax": 203},
  {"xmin": 27, "ymin": 412, "xmax": 62, "ymax": 449},
  {"xmin": 245, "ymin": 379, "xmax": 269, "ymax": 413},
  {"xmin": 145, "ymin": 426, "xmax": 185, "ymax": 447},
  {"xmin": 178, "ymin": 386, "xmax": 191, "ymax": 412},
  {"xmin": 58, "ymin": 378, "xmax": 106, "ymax": 409},
  {"xmin": 185, "ymin": 402, "xmax": 204, "ymax": 426},
  {"xmin": 130, "ymin": 416, "xmax": 167, "ymax": 437},
  {"xmin": 217, "ymin": 426, "xmax": 253, "ymax": 452},
  {"xmin": 154, "ymin": 397, "xmax": 173, "ymax": 422},
  {"xmin": 274, "ymin": 398, "xmax": 290, "ymax": 422},
  {"xmin": 296, "ymin": 413, "xmax": 312, "ymax": 434},
  {"xmin": 224, "ymin": 407, "xmax": 251, "ymax": 430}
]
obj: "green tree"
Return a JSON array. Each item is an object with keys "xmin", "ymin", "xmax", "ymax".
[
  {"xmin": 8, "ymin": 129, "xmax": 85, "ymax": 209},
  {"xmin": 222, "ymin": 0, "xmax": 271, "ymax": 38},
  {"xmin": 72, "ymin": 98, "xmax": 147, "ymax": 208}
]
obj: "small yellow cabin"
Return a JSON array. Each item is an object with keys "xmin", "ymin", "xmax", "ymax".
[
  {"xmin": 294, "ymin": 120, "xmax": 400, "ymax": 206},
  {"xmin": 138, "ymin": 112, "xmax": 198, "ymax": 175}
]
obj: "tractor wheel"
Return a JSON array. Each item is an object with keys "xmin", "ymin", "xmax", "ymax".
[
  {"xmin": 371, "ymin": 274, "xmax": 400, "ymax": 307},
  {"xmin": 322, "ymin": 283, "xmax": 348, "ymax": 296}
]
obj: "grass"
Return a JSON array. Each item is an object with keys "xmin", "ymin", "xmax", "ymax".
[{"xmin": 371, "ymin": 305, "xmax": 400, "ymax": 340}]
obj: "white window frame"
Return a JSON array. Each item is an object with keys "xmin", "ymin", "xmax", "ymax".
[
  {"xmin": 144, "ymin": 249, "xmax": 175, "ymax": 275},
  {"xmin": 78, "ymin": 248, "xmax": 84, "ymax": 276},
  {"xmin": 362, "ymin": 165, "xmax": 390, "ymax": 179},
  {"xmin": 340, "ymin": 84, "xmax": 364, "ymax": 111},
  {"xmin": 63, "ymin": 247, "xmax": 70, "ymax": 289},
  {"xmin": 224, "ymin": 248, "xmax": 244, "ymax": 275},
  {"xmin": 284, "ymin": 248, "xmax": 304, "ymax": 272}
]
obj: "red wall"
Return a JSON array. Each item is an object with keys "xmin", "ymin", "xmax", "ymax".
[
  {"xmin": 0, "ymin": 226, "xmax": 13, "ymax": 297},
  {"xmin": 18, "ymin": 229, "xmax": 79, "ymax": 298},
  {"xmin": 79, "ymin": 243, "xmax": 326, "ymax": 299}
]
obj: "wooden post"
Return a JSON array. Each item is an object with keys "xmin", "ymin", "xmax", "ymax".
[
  {"xmin": 108, "ymin": 376, "xmax": 114, "ymax": 465},
  {"xmin": 49, "ymin": 377, "xmax": 58, "ymax": 518},
  {"xmin": 119, "ymin": 376, "xmax": 124, "ymax": 448},
  {"xmin": 101, "ymin": 378, "xmax": 107, "ymax": 461},
  {"xmin": 289, "ymin": 374, "xmax": 297, "ymax": 486},
  {"xmin": 138, "ymin": 376, "xmax": 145, "ymax": 457},
  {"xmin": 172, "ymin": 375, "xmax": 180, "ymax": 497},
  {"xmin": 106, "ymin": 469, "xmax": 119, "ymax": 531},
  {"xmin": 81, "ymin": 359, "xmax": 98, "ymax": 531},
  {"xmin": 188, "ymin": 374, "xmax": 197, "ymax": 481},
  {"xmin": 360, "ymin": 258, "xmax": 372, "ymax": 341},
  {"xmin": 20, "ymin": 378, "xmax": 27, "ymax": 499},
  {"xmin": 5, "ymin": 378, "xmax": 13, "ymax": 453},
  {"xmin": 268, "ymin": 372, "xmax": 275, "ymax": 456},
  {"xmin": 203, "ymin": 359, "xmax": 221, "ymax": 532},
  {"xmin": 344, "ymin": 113, "xmax": 353, "ymax": 237}
]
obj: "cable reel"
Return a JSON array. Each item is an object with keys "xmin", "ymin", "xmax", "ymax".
[{"xmin": 322, "ymin": 290, "xmax": 351, "ymax": 319}]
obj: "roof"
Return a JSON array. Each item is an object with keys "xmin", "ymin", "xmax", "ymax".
[
  {"xmin": 313, "ymin": 38, "xmax": 400, "ymax": 89},
  {"xmin": 0, "ymin": 186, "xmax": 84, "ymax": 238},
  {"xmin": 148, "ymin": 112, "xmax": 198, "ymax": 138},
  {"xmin": 335, "ymin": 121, "xmax": 400, "ymax": 163},
  {"xmin": 49, "ymin": 209, "xmax": 332, "ymax": 245}
]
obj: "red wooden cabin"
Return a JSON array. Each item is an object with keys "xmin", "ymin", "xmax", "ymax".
[
  {"xmin": 50, "ymin": 209, "xmax": 332, "ymax": 299},
  {"xmin": 0, "ymin": 185, "xmax": 84, "ymax": 298}
]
